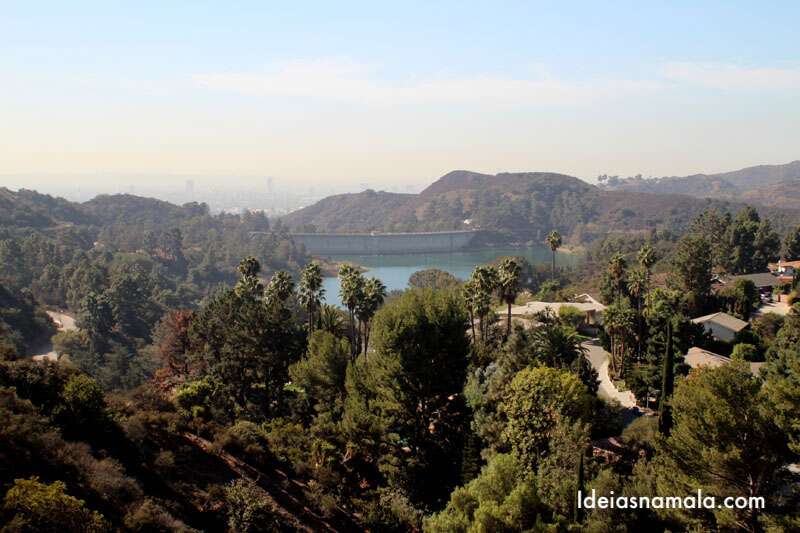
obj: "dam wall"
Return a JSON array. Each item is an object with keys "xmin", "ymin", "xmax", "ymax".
[{"xmin": 286, "ymin": 230, "xmax": 480, "ymax": 255}]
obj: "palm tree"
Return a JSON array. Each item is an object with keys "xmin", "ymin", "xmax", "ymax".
[
  {"xmin": 470, "ymin": 265, "xmax": 498, "ymax": 341},
  {"xmin": 607, "ymin": 252, "xmax": 628, "ymax": 302},
  {"xmin": 603, "ymin": 300, "xmax": 636, "ymax": 378},
  {"xmin": 637, "ymin": 243, "xmax": 656, "ymax": 291},
  {"xmin": 545, "ymin": 231, "xmax": 562, "ymax": 280},
  {"xmin": 298, "ymin": 262, "xmax": 325, "ymax": 331},
  {"xmin": 627, "ymin": 267, "xmax": 647, "ymax": 359},
  {"xmin": 462, "ymin": 279, "xmax": 479, "ymax": 342},
  {"xmin": 355, "ymin": 277, "xmax": 387, "ymax": 356},
  {"xmin": 338, "ymin": 264, "xmax": 365, "ymax": 357},
  {"xmin": 497, "ymin": 257, "xmax": 522, "ymax": 338},
  {"xmin": 264, "ymin": 270, "xmax": 295, "ymax": 310},
  {"xmin": 318, "ymin": 303, "xmax": 345, "ymax": 337},
  {"xmin": 530, "ymin": 321, "xmax": 587, "ymax": 369}
]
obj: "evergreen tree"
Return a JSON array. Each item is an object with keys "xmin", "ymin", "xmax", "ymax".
[
  {"xmin": 783, "ymin": 225, "xmax": 800, "ymax": 260},
  {"xmin": 658, "ymin": 321, "xmax": 674, "ymax": 436}
]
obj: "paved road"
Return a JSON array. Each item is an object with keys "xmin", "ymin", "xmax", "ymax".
[
  {"xmin": 29, "ymin": 310, "xmax": 76, "ymax": 362},
  {"xmin": 582, "ymin": 339, "xmax": 637, "ymax": 408}
]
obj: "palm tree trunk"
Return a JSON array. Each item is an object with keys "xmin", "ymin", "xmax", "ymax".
[{"xmin": 552, "ymin": 250, "xmax": 556, "ymax": 280}]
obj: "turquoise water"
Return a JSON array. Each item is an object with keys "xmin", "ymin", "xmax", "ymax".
[{"xmin": 320, "ymin": 245, "xmax": 581, "ymax": 308}]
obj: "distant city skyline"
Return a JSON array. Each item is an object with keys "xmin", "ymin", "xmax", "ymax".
[{"xmin": 3, "ymin": 2, "xmax": 799, "ymax": 189}]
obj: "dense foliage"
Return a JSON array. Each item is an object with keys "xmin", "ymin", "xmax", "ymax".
[{"xmin": 2, "ymin": 187, "xmax": 800, "ymax": 531}]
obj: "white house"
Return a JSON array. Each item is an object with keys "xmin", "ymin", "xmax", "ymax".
[{"xmin": 691, "ymin": 312, "xmax": 748, "ymax": 343}]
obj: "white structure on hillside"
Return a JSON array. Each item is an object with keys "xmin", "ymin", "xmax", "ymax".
[
  {"xmin": 509, "ymin": 294, "xmax": 606, "ymax": 326},
  {"xmin": 691, "ymin": 312, "xmax": 748, "ymax": 343}
]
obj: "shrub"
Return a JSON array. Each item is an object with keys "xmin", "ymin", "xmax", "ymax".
[{"xmin": 1, "ymin": 477, "xmax": 108, "ymax": 532}]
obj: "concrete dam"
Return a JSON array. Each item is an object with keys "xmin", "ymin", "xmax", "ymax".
[{"xmin": 287, "ymin": 230, "xmax": 480, "ymax": 255}]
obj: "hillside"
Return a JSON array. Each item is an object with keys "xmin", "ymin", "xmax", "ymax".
[
  {"xmin": 598, "ymin": 160, "xmax": 800, "ymax": 205},
  {"xmin": 283, "ymin": 169, "xmax": 800, "ymax": 244}
]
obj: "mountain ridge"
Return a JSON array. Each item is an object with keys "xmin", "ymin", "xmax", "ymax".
[{"xmin": 282, "ymin": 167, "xmax": 800, "ymax": 244}]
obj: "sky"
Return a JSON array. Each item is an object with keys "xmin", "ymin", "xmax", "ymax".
[{"xmin": 2, "ymin": 1, "xmax": 799, "ymax": 191}]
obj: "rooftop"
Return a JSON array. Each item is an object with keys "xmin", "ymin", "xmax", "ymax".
[
  {"xmin": 725, "ymin": 272, "xmax": 784, "ymax": 288},
  {"xmin": 685, "ymin": 346, "xmax": 765, "ymax": 375},
  {"xmin": 691, "ymin": 311, "xmax": 749, "ymax": 332}
]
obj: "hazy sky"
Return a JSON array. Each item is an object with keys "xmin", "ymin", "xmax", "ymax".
[{"xmin": 3, "ymin": 1, "xmax": 799, "ymax": 190}]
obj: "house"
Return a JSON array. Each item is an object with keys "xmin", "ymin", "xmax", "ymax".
[
  {"xmin": 691, "ymin": 312, "xmax": 748, "ymax": 343},
  {"xmin": 509, "ymin": 293, "xmax": 606, "ymax": 326},
  {"xmin": 724, "ymin": 272, "xmax": 786, "ymax": 300},
  {"xmin": 769, "ymin": 259, "xmax": 800, "ymax": 275},
  {"xmin": 685, "ymin": 346, "xmax": 764, "ymax": 376}
]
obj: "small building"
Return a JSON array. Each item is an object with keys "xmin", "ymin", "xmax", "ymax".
[
  {"xmin": 685, "ymin": 346, "xmax": 764, "ymax": 376},
  {"xmin": 691, "ymin": 312, "xmax": 748, "ymax": 343}
]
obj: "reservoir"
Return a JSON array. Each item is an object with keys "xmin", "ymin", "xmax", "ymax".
[{"xmin": 319, "ymin": 245, "xmax": 581, "ymax": 308}]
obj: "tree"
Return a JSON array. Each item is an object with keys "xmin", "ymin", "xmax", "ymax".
[
  {"xmin": 338, "ymin": 264, "xmax": 365, "ymax": 357},
  {"xmin": 297, "ymin": 261, "xmax": 325, "ymax": 332},
  {"xmin": 264, "ymin": 270, "xmax": 294, "ymax": 310},
  {"xmin": 501, "ymin": 366, "xmax": 592, "ymax": 472},
  {"xmin": 656, "ymin": 361, "xmax": 793, "ymax": 531},
  {"xmin": 783, "ymin": 225, "xmax": 800, "ymax": 260},
  {"xmin": 671, "ymin": 234, "xmax": 712, "ymax": 314},
  {"xmin": 731, "ymin": 343, "xmax": 760, "ymax": 362},
  {"xmin": 424, "ymin": 454, "xmax": 542, "ymax": 533},
  {"xmin": 753, "ymin": 218, "xmax": 781, "ymax": 272},
  {"xmin": 601, "ymin": 252, "xmax": 629, "ymax": 304},
  {"xmin": 721, "ymin": 278, "xmax": 760, "ymax": 320},
  {"xmin": 76, "ymin": 292, "xmax": 113, "ymax": 352},
  {"xmin": 354, "ymin": 276, "xmax": 387, "ymax": 356},
  {"xmin": 288, "ymin": 330, "xmax": 349, "ymax": 418},
  {"xmin": 726, "ymin": 207, "xmax": 779, "ymax": 274},
  {"xmin": 529, "ymin": 321, "xmax": 587, "ymax": 370},
  {"xmin": 535, "ymin": 419, "xmax": 591, "ymax": 520},
  {"xmin": 558, "ymin": 305, "xmax": 585, "ymax": 331},
  {"xmin": 52, "ymin": 374, "xmax": 109, "ymax": 439},
  {"xmin": 408, "ymin": 269, "xmax": 460, "ymax": 290},
  {"xmin": 657, "ymin": 322, "xmax": 674, "ymax": 436},
  {"xmin": 496, "ymin": 257, "xmax": 521, "ymax": 338},
  {"xmin": 762, "ymin": 307, "xmax": 800, "ymax": 454},
  {"xmin": 603, "ymin": 299, "xmax": 636, "ymax": 378},
  {"xmin": 690, "ymin": 209, "xmax": 731, "ymax": 271},
  {"xmin": 189, "ymin": 258, "xmax": 302, "ymax": 418},
  {"xmin": 545, "ymin": 230, "xmax": 563, "ymax": 280},
  {"xmin": 628, "ymin": 267, "xmax": 648, "ymax": 357},
  {"xmin": 343, "ymin": 289, "xmax": 471, "ymax": 508},
  {"xmin": 637, "ymin": 243, "xmax": 657, "ymax": 282},
  {"xmin": 464, "ymin": 266, "xmax": 497, "ymax": 342},
  {"xmin": 223, "ymin": 479, "xmax": 278, "ymax": 532},
  {"xmin": 152, "ymin": 310, "xmax": 194, "ymax": 377},
  {"xmin": 1, "ymin": 478, "xmax": 107, "ymax": 532}
]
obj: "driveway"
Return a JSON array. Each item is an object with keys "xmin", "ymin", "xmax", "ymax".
[
  {"xmin": 582, "ymin": 339, "xmax": 637, "ymax": 408},
  {"xmin": 754, "ymin": 300, "xmax": 792, "ymax": 317}
]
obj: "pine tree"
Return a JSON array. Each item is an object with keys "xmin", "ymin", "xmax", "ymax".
[{"xmin": 658, "ymin": 321, "xmax": 674, "ymax": 436}]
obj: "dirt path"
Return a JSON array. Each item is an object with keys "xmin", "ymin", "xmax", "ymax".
[{"xmin": 29, "ymin": 310, "xmax": 76, "ymax": 361}]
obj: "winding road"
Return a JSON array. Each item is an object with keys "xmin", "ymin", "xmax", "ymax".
[
  {"xmin": 582, "ymin": 339, "xmax": 637, "ymax": 408},
  {"xmin": 29, "ymin": 310, "xmax": 76, "ymax": 362}
]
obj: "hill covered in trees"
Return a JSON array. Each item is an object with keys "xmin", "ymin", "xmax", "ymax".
[{"xmin": 282, "ymin": 168, "xmax": 800, "ymax": 244}]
